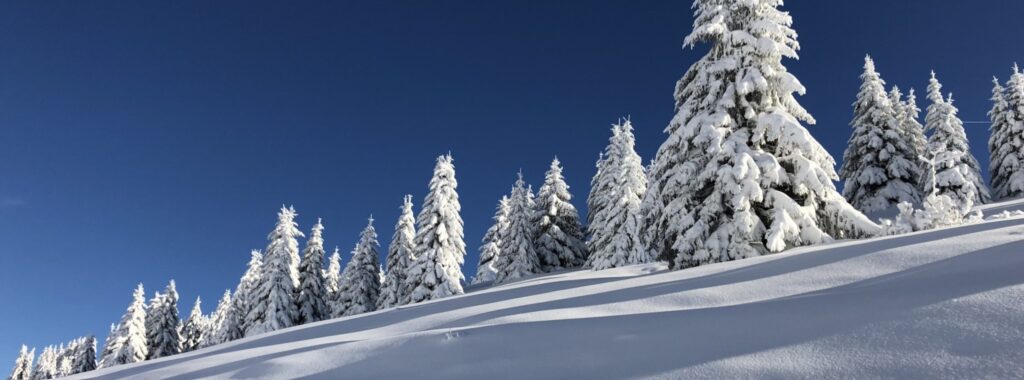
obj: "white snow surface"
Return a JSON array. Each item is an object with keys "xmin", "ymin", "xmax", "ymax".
[{"xmin": 72, "ymin": 200, "xmax": 1024, "ymax": 379}]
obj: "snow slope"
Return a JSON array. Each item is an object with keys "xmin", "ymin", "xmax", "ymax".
[{"xmin": 73, "ymin": 203, "xmax": 1024, "ymax": 379}]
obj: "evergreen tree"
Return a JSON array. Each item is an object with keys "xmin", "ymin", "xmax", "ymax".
[
  {"xmin": 472, "ymin": 196, "xmax": 510, "ymax": 285},
  {"xmin": 406, "ymin": 154, "xmax": 466, "ymax": 303},
  {"xmin": 534, "ymin": 158, "xmax": 588, "ymax": 269},
  {"xmin": 7, "ymin": 345, "xmax": 33, "ymax": 380},
  {"xmin": 204, "ymin": 290, "xmax": 232, "ymax": 348},
  {"xmin": 53, "ymin": 340, "xmax": 77, "ymax": 378},
  {"xmin": 494, "ymin": 173, "xmax": 541, "ymax": 283},
  {"xmin": 923, "ymin": 71, "xmax": 990, "ymax": 206},
  {"xmin": 588, "ymin": 120, "xmax": 647, "ymax": 270},
  {"xmin": 841, "ymin": 56, "xmax": 921, "ymax": 212},
  {"xmin": 641, "ymin": 0, "xmax": 878, "ymax": 269},
  {"xmin": 296, "ymin": 219, "xmax": 330, "ymax": 324},
  {"xmin": 99, "ymin": 284, "xmax": 148, "ymax": 368},
  {"xmin": 990, "ymin": 66, "xmax": 1024, "ymax": 199},
  {"xmin": 28, "ymin": 347, "xmax": 54, "ymax": 380},
  {"xmin": 896, "ymin": 87, "xmax": 929, "ymax": 192},
  {"xmin": 227, "ymin": 250, "xmax": 262, "ymax": 341},
  {"xmin": 145, "ymin": 281, "xmax": 180, "ymax": 360},
  {"xmin": 247, "ymin": 206, "xmax": 304, "ymax": 336},
  {"xmin": 179, "ymin": 297, "xmax": 206, "ymax": 353},
  {"xmin": 378, "ymin": 195, "xmax": 417, "ymax": 309},
  {"xmin": 97, "ymin": 323, "xmax": 118, "ymax": 369},
  {"xmin": 324, "ymin": 248, "xmax": 342, "ymax": 312},
  {"xmin": 73, "ymin": 336, "xmax": 96, "ymax": 374},
  {"xmin": 334, "ymin": 217, "xmax": 382, "ymax": 317}
]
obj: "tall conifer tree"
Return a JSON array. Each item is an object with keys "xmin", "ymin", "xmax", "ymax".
[{"xmin": 642, "ymin": 0, "xmax": 878, "ymax": 269}]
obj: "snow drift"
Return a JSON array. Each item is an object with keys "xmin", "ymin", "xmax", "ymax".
[{"xmin": 71, "ymin": 200, "xmax": 1024, "ymax": 379}]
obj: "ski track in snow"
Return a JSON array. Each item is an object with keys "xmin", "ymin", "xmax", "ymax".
[{"xmin": 70, "ymin": 200, "xmax": 1024, "ymax": 379}]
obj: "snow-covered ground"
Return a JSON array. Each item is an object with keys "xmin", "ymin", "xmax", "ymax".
[{"xmin": 73, "ymin": 201, "xmax": 1024, "ymax": 379}]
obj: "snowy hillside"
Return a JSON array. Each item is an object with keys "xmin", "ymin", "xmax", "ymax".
[{"xmin": 71, "ymin": 200, "xmax": 1024, "ymax": 379}]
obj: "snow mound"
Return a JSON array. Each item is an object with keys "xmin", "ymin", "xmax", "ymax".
[{"xmin": 72, "ymin": 202, "xmax": 1024, "ymax": 379}]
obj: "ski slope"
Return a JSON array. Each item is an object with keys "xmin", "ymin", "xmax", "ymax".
[{"xmin": 73, "ymin": 200, "xmax": 1024, "ymax": 379}]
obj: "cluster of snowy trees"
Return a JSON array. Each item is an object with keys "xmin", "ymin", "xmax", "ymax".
[
  {"xmin": 472, "ymin": 120, "xmax": 650, "ymax": 284},
  {"xmin": 841, "ymin": 56, "xmax": 1024, "ymax": 233},
  {"xmin": 989, "ymin": 65, "xmax": 1024, "ymax": 201},
  {"xmin": 10, "ymin": 1, "xmax": 1024, "ymax": 377},
  {"xmin": 8, "ymin": 154, "xmax": 467, "ymax": 378},
  {"xmin": 841, "ymin": 56, "xmax": 990, "ymax": 218},
  {"xmin": 6, "ymin": 337, "xmax": 96, "ymax": 380}
]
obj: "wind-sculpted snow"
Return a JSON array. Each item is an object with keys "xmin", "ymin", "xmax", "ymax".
[{"xmin": 72, "ymin": 204, "xmax": 1024, "ymax": 379}]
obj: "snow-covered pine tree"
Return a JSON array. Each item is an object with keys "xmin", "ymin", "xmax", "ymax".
[
  {"xmin": 29, "ymin": 346, "xmax": 55, "ymax": 380},
  {"xmin": 588, "ymin": 120, "xmax": 647, "ymax": 270},
  {"xmin": 587, "ymin": 151, "xmax": 607, "ymax": 231},
  {"xmin": 896, "ymin": 87, "xmax": 930, "ymax": 193},
  {"xmin": 73, "ymin": 336, "xmax": 96, "ymax": 374},
  {"xmin": 247, "ymin": 207, "xmax": 304, "ymax": 336},
  {"xmin": 7, "ymin": 345, "xmax": 33, "ymax": 380},
  {"xmin": 494, "ymin": 173, "xmax": 541, "ymax": 283},
  {"xmin": 97, "ymin": 323, "xmax": 118, "ymax": 369},
  {"xmin": 142, "ymin": 291, "xmax": 164, "ymax": 355},
  {"xmin": 296, "ymin": 219, "xmax": 330, "ymax": 324},
  {"xmin": 333, "ymin": 217, "xmax": 382, "ymax": 317},
  {"xmin": 323, "ymin": 248, "xmax": 342, "ymax": 311},
  {"xmin": 225, "ymin": 250, "xmax": 262, "ymax": 341},
  {"xmin": 99, "ymin": 284, "xmax": 148, "ymax": 368},
  {"xmin": 642, "ymin": 0, "xmax": 878, "ymax": 269},
  {"xmin": 472, "ymin": 195, "xmax": 510, "ymax": 285},
  {"xmin": 52, "ymin": 340, "xmax": 76, "ymax": 378},
  {"xmin": 179, "ymin": 297, "xmax": 206, "ymax": 353},
  {"xmin": 378, "ymin": 195, "xmax": 417, "ymax": 309},
  {"xmin": 840, "ymin": 56, "xmax": 922, "ymax": 213},
  {"xmin": 406, "ymin": 154, "xmax": 466, "ymax": 303},
  {"xmin": 145, "ymin": 281, "xmax": 180, "ymax": 360},
  {"xmin": 990, "ymin": 67, "xmax": 1024, "ymax": 199},
  {"xmin": 203, "ymin": 290, "xmax": 232, "ymax": 348},
  {"xmin": 534, "ymin": 158, "xmax": 588, "ymax": 269},
  {"xmin": 923, "ymin": 71, "xmax": 990, "ymax": 206}
]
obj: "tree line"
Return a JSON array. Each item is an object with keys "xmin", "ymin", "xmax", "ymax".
[{"xmin": 9, "ymin": 0, "xmax": 1024, "ymax": 378}]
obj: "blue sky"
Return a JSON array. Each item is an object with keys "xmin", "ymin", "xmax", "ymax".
[{"xmin": 2, "ymin": 0, "xmax": 1022, "ymax": 355}]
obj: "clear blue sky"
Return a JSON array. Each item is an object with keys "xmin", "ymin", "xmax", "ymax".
[{"xmin": 1, "ymin": 0, "xmax": 1022, "ymax": 355}]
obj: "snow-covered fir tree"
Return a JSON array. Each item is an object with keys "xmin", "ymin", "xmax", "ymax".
[
  {"xmin": 29, "ymin": 346, "xmax": 55, "ymax": 380},
  {"xmin": 73, "ymin": 336, "xmax": 96, "ymax": 374},
  {"xmin": 97, "ymin": 323, "xmax": 118, "ymax": 369},
  {"xmin": 333, "ymin": 217, "xmax": 382, "ymax": 317},
  {"xmin": 894, "ymin": 87, "xmax": 929, "ymax": 192},
  {"xmin": 7, "ymin": 345, "xmax": 33, "ymax": 380},
  {"xmin": 324, "ymin": 248, "xmax": 342, "ymax": 302},
  {"xmin": 406, "ymin": 154, "xmax": 466, "ymax": 303},
  {"xmin": 990, "ymin": 67, "xmax": 1024, "ymax": 199},
  {"xmin": 923, "ymin": 71, "xmax": 990, "ymax": 206},
  {"xmin": 840, "ymin": 56, "xmax": 922, "ymax": 212},
  {"xmin": 588, "ymin": 120, "xmax": 647, "ymax": 270},
  {"xmin": 641, "ymin": 0, "xmax": 878, "ymax": 269},
  {"xmin": 203, "ymin": 290, "xmax": 232, "ymax": 348},
  {"xmin": 224, "ymin": 250, "xmax": 261, "ymax": 341},
  {"xmin": 99, "ymin": 284, "xmax": 148, "ymax": 368},
  {"xmin": 53, "ymin": 341, "xmax": 76, "ymax": 378},
  {"xmin": 296, "ymin": 219, "xmax": 330, "ymax": 324},
  {"xmin": 247, "ymin": 207, "xmax": 304, "ymax": 336},
  {"xmin": 534, "ymin": 158, "xmax": 588, "ymax": 269},
  {"xmin": 494, "ymin": 173, "xmax": 541, "ymax": 283},
  {"xmin": 378, "ymin": 195, "xmax": 417, "ymax": 309},
  {"xmin": 145, "ymin": 281, "xmax": 180, "ymax": 360},
  {"xmin": 472, "ymin": 195, "xmax": 510, "ymax": 285},
  {"xmin": 180, "ymin": 297, "xmax": 207, "ymax": 353}
]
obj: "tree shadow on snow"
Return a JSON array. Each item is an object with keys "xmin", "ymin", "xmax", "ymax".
[
  {"xmin": 437, "ymin": 218, "xmax": 1024, "ymax": 330},
  {"xmin": 302, "ymin": 238, "xmax": 1024, "ymax": 379}
]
